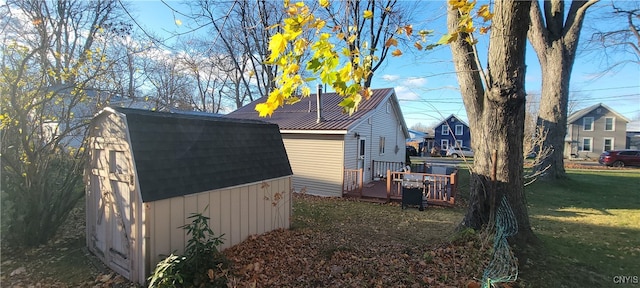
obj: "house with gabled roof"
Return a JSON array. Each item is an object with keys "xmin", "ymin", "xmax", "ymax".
[
  {"xmin": 565, "ymin": 103, "xmax": 630, "ymax": 158},
  {"xmin": 433, "ymin": 114, "xmax": 471, "ymax": 150},
  {"xmin": 85, "ymin": 107, "xmax": 292, "ymax": 284},
  {"xmin": 226, "ymin": 87, "xmax": 410, "ymax": 197}
]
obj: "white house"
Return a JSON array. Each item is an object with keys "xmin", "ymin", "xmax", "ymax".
[{"xmin": 226, "ymin": 87, "xmax": 410, "ymax": 197}]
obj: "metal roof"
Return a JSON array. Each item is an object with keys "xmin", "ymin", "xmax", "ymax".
[{"xmin": 226, "ymin": 88, "xmax": 404, "ymax": 133}]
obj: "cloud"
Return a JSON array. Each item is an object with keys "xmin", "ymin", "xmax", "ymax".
[
  {"xmin": 381, "ymin": 74, "xmax": 401, "ymax": 82},
  {"xmin": 404, "ymin": 77, "xmax": 427, "ymax": 87},
  {"xmin": 382, "ymin": 76, "xmax": 427, "ymax": 100},
  {"xmin": 394, "ymin": 86, "xmax": 420, "ymax": 100}
]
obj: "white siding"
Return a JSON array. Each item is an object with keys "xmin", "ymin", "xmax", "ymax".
[
  {"xmin": 345, "ymin": 98, "xmax": 407, "ymax": 182},
  {"xmin": 282, "ymin": 134, "xmax": 344, "ymax": 197}
]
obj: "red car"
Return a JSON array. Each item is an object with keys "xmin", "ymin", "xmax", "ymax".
[{"xmin": 598, "ymin": 150, "xmax": 640, "ymax": 167}]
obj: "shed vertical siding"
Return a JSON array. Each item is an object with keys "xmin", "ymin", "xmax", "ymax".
[
  {"xmin": 146, "ymin": 177, "xmax": 291, "ymax": 268},
  {"xmin": 282, "ymin": 134, "xmax": 344, "ymax": 197}
]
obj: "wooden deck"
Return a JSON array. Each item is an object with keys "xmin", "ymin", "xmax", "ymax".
[{"xmin": 343, "ymin": 169, "xmax": 458, "ymax": 207}]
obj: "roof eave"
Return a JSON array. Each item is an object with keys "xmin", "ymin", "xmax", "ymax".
[{"xmin": 280, "ymin": 129, "xmax": 348, "ymax": 135}]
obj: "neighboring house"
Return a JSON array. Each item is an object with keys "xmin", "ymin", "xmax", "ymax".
[
  {"xmin": 433, "ymin": 115, "xmax": 471, "ymax": 150},
  {"xmin": 565, "ymin": 103, "xmax": 630, "ymax": 159},
  {"xmin": 226, "ymin": 87, "xmax": 410, "ymax": 197},
  {"xmin": 85, "ymin": 107, "xmax": 292, "ymax": 284},
  {"xmin": 626, "ymin": 120, "xmax": 640, "ymax": 149},
  {"xmin": 43, "ymin": 86, "xmax": 156, "ymax": 148},
  {"xmin": 406, "ymin": 129, "xmax": 435, "ymax": 156}
]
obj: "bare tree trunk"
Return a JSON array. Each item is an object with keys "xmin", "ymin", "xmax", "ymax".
[
  {"xmin": 528, "ymin": 0, "xmax": 599, "ymax": 179},
  {"xmin": 448, "ymin": 0, "xmax": 536, "ymax": 246},
  {"xmin": 535, "ymin": 44, "xmax": 570, "ymax": 179}
]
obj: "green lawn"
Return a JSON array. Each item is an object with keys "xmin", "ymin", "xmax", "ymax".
[
  {"xmin": 1, "ymin": 168, "xmax": 638, "ymax": 287},
  {"xmin": 521, "ymin": 169, "xmax": 640, "ymax": 287}
]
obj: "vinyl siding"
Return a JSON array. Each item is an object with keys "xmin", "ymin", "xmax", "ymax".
[
  {"xmin": 282, "ymin": 134, "xmax": 344, "ymax": 197},
  {"xmin": 345, "ymin": 99, "xmax": 406, "ymax": 181},
  {"xmin": 566, "ymin": 109, "xmax": 628, "ymax": 158},
  {"xmin": 146, "ymin": 176, "xmax": 291, "ymax": 271}
]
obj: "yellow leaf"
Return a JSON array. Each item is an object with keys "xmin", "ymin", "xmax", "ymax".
[
  {"xmin": 414, "ymin": 41, "xmax": 423, "ymax": 50},
  {"xmin": 363, "ymin": 10, "xmax": 373, "ymax": 19},
  {"xmin": 391, "ymin": 49, "xmax": 402, "ymax": 57},
  {"xmin": 361, "ymin": 88, "xmax": 373, "ymax": 100},
  {"xmin": 319, "ymin": 0, "xmax": 329, "ymax": 8},
  {"xmin": 385, "ymin": 37, "xmax": 398, "ymax": 47},
  {"xmin": 449, "ymin": 0, "xmax": 468, "ymax": 9},
  {"xmin": 479, "ymin": 26, "xmax": 490, "ymax": 34},
  {"xmin": 175, "ymin": 19, "xmax": 182, "ymax": 26},
  {"xmin": 477, "ymin": 5, "xmax": 493, "ymax": 21},
  {"xmin": 268, "ymin": 33, "xmax": 287, "ymax": 61}
]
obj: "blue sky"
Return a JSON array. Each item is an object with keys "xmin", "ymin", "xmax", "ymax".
[{"xmin": 129, "ymin": 1, "xmax": 639, "ymax": 129}]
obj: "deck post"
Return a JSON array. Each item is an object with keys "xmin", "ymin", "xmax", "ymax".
[
  {"xmin": 358, "ymin": 168, "xmax": 363, "ymax": 197},
  {"xmin": 449, "ymin": 171, "xmax": 457, "ymax": 205},
  {"xmin": 386, "ymin": 169, "xmax": 391, "ymax": 201}
]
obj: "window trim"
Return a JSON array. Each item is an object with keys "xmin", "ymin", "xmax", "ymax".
[
  {"xmin": 441, "ymin": 124, "xmax": 449, "ymax": 135},
  {"xmin": 603, "ymin": 137, "xmax": 614, "ymax": 152},
  {"xmin": 455, "ymin": 125, "xmax": 463, "ymax": 135},
  {"xmin": 455, "ymin": 140, "xmax": 463, "ymax": 147},
  {"xmin": 581, "ymin": 137, "xmax": 593, "ymax": 152},
  {"xmin": 441, "ymin": 139, "xmax": 449, "ymax": 149},
  {"xmin": 604, "ymin": 117, "xmax": 615, "ymax": 131},
  {"xmin": 583, "ymin": 117, "xmax": 594, "ymax": 131}
]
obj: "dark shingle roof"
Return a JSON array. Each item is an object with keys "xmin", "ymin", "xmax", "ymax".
[
  {"xmin": 109, "ymin": 107, "xmax": 292, "ymax": 202},
  {"xmin": 226, "ymin": 88, "xmax": 395, "ymax": 131}
]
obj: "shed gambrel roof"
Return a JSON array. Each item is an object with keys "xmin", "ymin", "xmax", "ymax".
[
  {"xmin": 103, "ymin": 107, "xmax": 292, "ymax": 202},
  {"xmin": 226, "ymin": 88, "xmax": 409, "ymax": 137},
  {"xmin": 567, "ymin": 103, "xmax": 631, "ymax": 124}
]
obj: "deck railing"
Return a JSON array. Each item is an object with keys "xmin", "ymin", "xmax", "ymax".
[
  {"xmin": 386, "ymin": 170, "xmax": 458, "ymax": 206},
  {"xmin": 371, "ymin": 160, "xmax": 405, "ymax": 180},
  {"xmin": 343, "ymin": 168, "xmax": 363, "ymax": 197}
]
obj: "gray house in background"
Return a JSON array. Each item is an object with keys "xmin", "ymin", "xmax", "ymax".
[
  {"xmin": 565, "ymin": 103, "xmax": 630, "ymax": 159},
  {"xmin": 626, "ymin": 120, "xmax": 640, "ymax": 149}
]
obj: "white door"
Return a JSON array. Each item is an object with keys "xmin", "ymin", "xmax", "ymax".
[
  {"xmin": 88, "ymin": 148, "xmax": 108, "ymax": 259},
  {"xmin": 357, "ymin": 137, "xmax": 370, "ymax": 180},
  {"xmin": 107, "ymin": 150, "xmax": 133, "ymax": 278}
]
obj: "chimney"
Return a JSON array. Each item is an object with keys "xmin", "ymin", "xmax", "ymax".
[{"xmin": 316, "ymin": 84, "xmax": 323, "ymax": 123}]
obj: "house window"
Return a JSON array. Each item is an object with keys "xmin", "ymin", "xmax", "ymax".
[
  {"xmin": 583, "ymin": 117, "xmax": 594, "ymax": 131},
  {"xmin": 441, "ymin": 139, "xmax": 449, "ymax": 149},
  {"xmin": 441, "ymin": 125, "xmax": 449, "ymax": 135},
  {"xmin": 456, "ymin": 140, "xmax": 463, "ymax": 147},
  {"xmin": 455, "ymin": 125, "xmax": 463, "ymax": 135},
  {"xmin": 604, "ymin": 117, "xmax": 615, "ymax": 131},
  {"xmin": 603, "ymin": 138, "xmax": 614, "ymax": 151},
  {"xmin": 379, "ymin": 137, "xmax": 385, "ymax": 154},
  {"xmin": 359, "ymin": 139, "xmax": 366, "ymax": 157},
  {"xmin": 581, "ymin": 137, "xmax": 592, "ymax": 152}
]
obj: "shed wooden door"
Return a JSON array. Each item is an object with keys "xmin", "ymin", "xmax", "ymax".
[{"xmin": 88, "ymin": 144, "xmax": 134, "ymax": 279}]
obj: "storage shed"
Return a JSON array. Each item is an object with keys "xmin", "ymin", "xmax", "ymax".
[{"xmin": 84, "ymin": 107, "xmax": 292, "ymax": 284}]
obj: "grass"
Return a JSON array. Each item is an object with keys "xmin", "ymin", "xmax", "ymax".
[
  {"xmin": 1, "ymin": 167, "xmax": 638, "ymax": 287},
  {"xmin": 521, "ymin": 169, "xmax": 640, "ymax": 287}
]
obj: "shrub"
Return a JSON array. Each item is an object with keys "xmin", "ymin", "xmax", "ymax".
[
  {"xmin": 1, "ymin": 149, "xmax": 85, "ymax": 247},
  {"xmin": 148, "ymin": 209, "xmax": 230, "ymax": 287}
]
